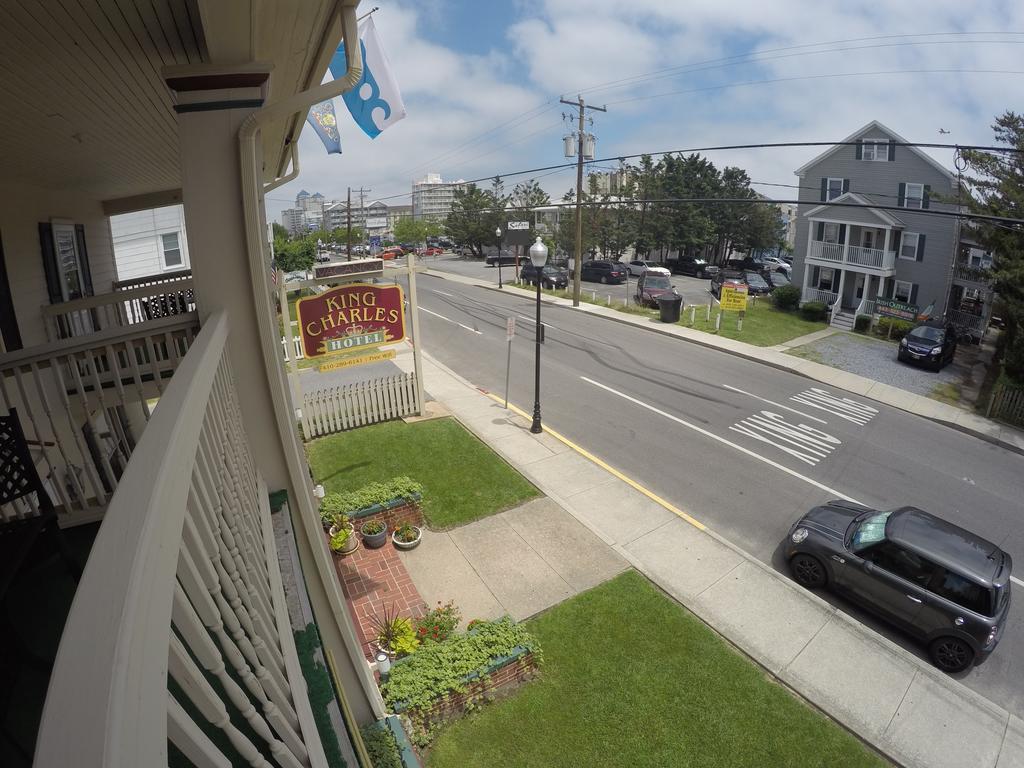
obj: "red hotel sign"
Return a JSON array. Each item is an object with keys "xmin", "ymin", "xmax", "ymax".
[{"xmin": 296, "ymin": 283, "xmax": 405, "ymax": 359}]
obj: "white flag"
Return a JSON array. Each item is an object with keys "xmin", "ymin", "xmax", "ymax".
[{"xmin": 330, "ymin": 17, "xmax": 407, "ymax": 138}]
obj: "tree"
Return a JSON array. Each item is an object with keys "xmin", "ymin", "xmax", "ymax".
[
  {"xmin": 445, "ymin": 184, "xmax": 502, "ymax": 256},
  {"xmin": 393, "ymin": 217, "xmax": 441, "ymax": 246},
  {"xmin": 960, "ymin": 111, "xmax": 1024, "ymax": 380},
  {"xmin": 273, "ymin": 236, "xmax": 315, "ymax": 272},
  {"xmin": 510, "ymin": 179, "xmax": 550, "ymax": 211},
  {"xmin": 272, "ymin": 222, "xmax": 290, "ymax": 242}
]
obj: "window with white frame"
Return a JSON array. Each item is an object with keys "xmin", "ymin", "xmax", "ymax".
[
  {"xmin": 822, "ymin": 222, "xmax": 840, "ymax": 243},
  {"xmin": 894, "ymin": 280, "xmax": 914, "ymax": 302},
  {"xmin": 818, "ymin": 267, "xmax": 836, "ymax": 291},
  {"xmin": 861, "ymin": 140, "xmax": 889, "ymax": 161},
  {"xmin": 826, "ymin": 178, "xmax": 844, "ymax": 201},
  {"xmin": 900, "ymin": 232, "xmax": 919, "ymax": 260},
  {"xmin": 903, "ymin": 183, "xmax": 924, "ymax": 209},
  {"xmin": 161, "ymin": 232, "xmax": 183, "ymax": 268}
]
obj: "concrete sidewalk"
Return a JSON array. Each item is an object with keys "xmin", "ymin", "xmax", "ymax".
[
  {"xmin": 423, "ymin": 267, "xmax": 1024, "ymax": 456},
  {"xmin": 418, "ymin": 349, "xmax": 1023, "ymax": 768}
]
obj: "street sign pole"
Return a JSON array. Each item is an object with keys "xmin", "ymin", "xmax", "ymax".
[
  {"xmin": 504, "ymin": 316, "xmax": 516, "ymax": 409},
  {"xmin": 407, "ymin": 250, "xmax": 426, "ymax": 415}
]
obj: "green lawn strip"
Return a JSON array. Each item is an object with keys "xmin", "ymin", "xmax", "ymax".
[
  {"xmin": 427, "ymin": 571, "xmax": 887, "ymax": 768},
  {"xmin": 929, "ymin": 381, "xmax": 963, "ymax": 406},
  {"xmin": 306, "ymin": 417, "xmax": 540, "ymax": 529},
  {"xmin": 785, "ymin": 345, "xmax": 826, "ymax": 365},
  {"xmin": 678, "ymin": 300, "xmax": 827, "ymax": 347}
]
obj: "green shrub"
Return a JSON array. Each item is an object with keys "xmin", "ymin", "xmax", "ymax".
[
  {"xmin": 874, "ymin": 317, "xmax": 915, "ymax": 339},
  {"xmin": 854, "ymin": 315, "xmax": 872, "ymax": 333},
  {"xmin": 1005, "ymin": 335, "xmax": 1024, "ymax": 382},
  {"xmin": 321, "ymin": 476, "xmax": 423, "ymax": 519},
  {"xmin": 360, "ymin": 722, "xmax": 403, "ymax": 768},
  {"xmin": 381, "ymin": 616, "xmax": 540, "ymax": 712},
  {"xmin": 772, "ymin": 284, "xmax": 801, "ymax": 311},
  {"xmin": 800, "ymin": 301, "xmax": 828, "ymax": 322}
]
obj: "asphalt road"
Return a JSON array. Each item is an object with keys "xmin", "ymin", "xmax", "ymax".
[{"xmin": 403, "ymin": 270, "xmax": 1024, "ymax": 714}]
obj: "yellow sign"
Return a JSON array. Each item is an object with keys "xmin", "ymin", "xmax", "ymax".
[
  {"xmin": 318, "ymin": 349, "xmax": 397, "ymax": 372},
  {"xmin": 719, "ymin": 285, "xmax": 749, "ymax": 312}
]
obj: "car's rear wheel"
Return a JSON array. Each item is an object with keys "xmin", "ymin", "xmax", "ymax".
[
  {"xmin": 601, "ymin": 276, "xmax": 609, "ymax": 284},
  {"xmin": 698, "ymin": 269, "xmax": 705, "ymax": 279},
  {"xmin": 929, "ymin": 636, "xmax": 974, "ymax": 673},
  {"xmin": 790, "ymin": 554, "xmax": 827, "ymax": 588}
]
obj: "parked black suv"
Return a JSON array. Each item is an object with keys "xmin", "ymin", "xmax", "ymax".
[
  {"xmin": 520, "ymin": 263, "xmax": 568, "ymax": 289},
  {"xmin": 710, "ymin": 269, "xmax": 746, "ymax": 299},
  {"xmin": 786, "ymin": 503, "xmax": 1012, "ymax": 672},
  {"xmin": 485, "ymin": 249, "xmax": 518, "ymax": 266},
  {"xmin": 580, "ymin": 260, "xmax": 626, "ymax": 284},
  {"xmin": 666, "ymin": 255, "xmax": 719, "ymax": 279},
  {"xmin": 897, "ymin": 320, "xmax": 958, "ymax": 372}
]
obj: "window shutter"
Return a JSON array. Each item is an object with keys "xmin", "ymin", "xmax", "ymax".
[
  {"xmin": 838, "ymin": 224, "xmax": 846, "ymax": 243},
  {"xmin": 909, "ymin": 285, "xmax": 919, "ymax": 305},
  {"xmin": 75, "ymin": 225, "xmax": 94, "ymax": 296},
  {"xmin": 38, "ymin": 223, "xmax": 63, "ymax": 305},
  {"xmin": 892, "ymin": 231, "xmax": 902, "ymax": 253},
  {"xmin": 916, "ymin": 233, "xmax": 926, "ymax": 261},
  {"xmin": 922, "ymin": 185, "xmax": 931, "ymax": 210},
  {"xmin": 820, "ymin": 178, "xmax": 827, "ymax": 202},
  {"xmin": 855, "ymin": 141, "xmax": 863, "ymax": 160},
  {"xmin": 887, "ymin": 139, "xmax": 896, "ymax": 161},
  {"xmin": 897, "ymin": 183, "xmax": 906, "ymax": 208},
  {"xmin": 842, "ymin": 179, "xmax": 850, "ymax": 194},
  {"xmin": 812, "ymin": 266, "xmax": 820, "ymax": 285},
  {"xmin": 816, "ymin": 222, "xmax": 824, "ymax": 240}
]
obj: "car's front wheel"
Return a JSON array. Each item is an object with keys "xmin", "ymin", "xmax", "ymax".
[
  {"xmin": 790, "ymin": 554, "xmax": 828, "ymax": 588},
  {"xmin": 601, "ymin": 276, "xmax": 609, "ymax": 284},
  {"xmin": 929, "ymin": 636, "xmax": 974, "ymax": 673}
]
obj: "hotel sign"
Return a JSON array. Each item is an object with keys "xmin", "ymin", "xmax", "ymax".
[
  {"xmin": 296, "ymin": 283, "xmax": 405, "ymax": 358},
  {"xmin": 312, "ymin": 258, "xmax": 383, "ymax": 280}
]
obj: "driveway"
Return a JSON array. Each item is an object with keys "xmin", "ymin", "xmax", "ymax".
[{"xmin": 787, "ymin": 332, "xmax": 964, "ymax": 398}]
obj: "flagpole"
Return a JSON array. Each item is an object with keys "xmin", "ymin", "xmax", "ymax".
[{"xmin": 357, "ymin": 6, "xmax": 379, "ymax": 21}]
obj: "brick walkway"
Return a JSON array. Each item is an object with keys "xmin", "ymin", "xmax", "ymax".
[{"xmin": 334, "ymin": 537, "xmax": 427, "ymax": 661}]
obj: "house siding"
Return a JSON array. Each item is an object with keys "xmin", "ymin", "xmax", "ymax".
[
  {"xmin": 110, "ymin": 205, "xmax": 190, "ymax": 281},
  {"xmin": 793, "ymin": 124, "xmax": 958, "ymax": 315}
]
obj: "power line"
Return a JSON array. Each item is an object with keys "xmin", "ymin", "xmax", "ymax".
[
  {"xmin": 579, "ymin": 36, "xmax": 1024, "ymax": 100},
  {"xmin": 605, "ymin": 68, "xmax": 1024, "ymax": 106}
]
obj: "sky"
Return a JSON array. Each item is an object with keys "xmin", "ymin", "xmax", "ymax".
[{"xmin": 266, "ymin": 0, "xmax": 1024, "ymax": 220}]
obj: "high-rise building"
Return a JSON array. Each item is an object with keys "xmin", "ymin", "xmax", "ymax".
[
  {"xmin": 280, "ymin": 207, "xmax": 306, "ymax": 236},
  {"xmin": 411, "ymin": 173, "xmax": 464, "ymax": 221}
]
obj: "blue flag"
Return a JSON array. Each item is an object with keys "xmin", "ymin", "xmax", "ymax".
[{"xmin": 306, "ymin": 99, "xmax": 342, "ymax": 154}]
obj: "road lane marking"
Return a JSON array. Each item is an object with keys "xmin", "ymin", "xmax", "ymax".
[
  {"xmin": 580, "ymin": 375, "xmax": 860, "ymax": 503},
  {"xmin": 428, "ymin": 288, "xmax": 454, "ymax": 297},
  {"xmin": 731, "ymin": 411, "xmax": 841, "ymax": 466},
  {"xmin": 481, "ymin": 391, "xmax": 707, "ymax": 531},
  {"xmin": 420, "ymin": 306, "xmax": 483, "ymax": 335},
  {"xmin": 723, "ymin": 384, "xmax": 828, "ymax": 424},
  {"xmin": 1012, "ymin": 576, "xmax": 1024, "ymax": 587},
  {"xmin": 791, "ymin": 387, "xmax": 877, "ymax": 425}
]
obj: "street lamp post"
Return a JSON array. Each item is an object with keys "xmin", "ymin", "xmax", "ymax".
[
  {"xmin": 495, "ymin": 227, "xmax": 503, "ymax": 289},
  {"xmin": 529, "ymin": 237, "xmax": 548, "ymax": 434}
]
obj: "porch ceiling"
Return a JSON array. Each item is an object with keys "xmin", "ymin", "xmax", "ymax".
[{"xmin": 0, "ymin": 0, "xmax": 346, "ymax": 201}]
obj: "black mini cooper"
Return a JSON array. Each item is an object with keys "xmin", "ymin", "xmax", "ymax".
[{"xmin": 785, "ymin": 502, "xmax": 1012, "ymax": 672}]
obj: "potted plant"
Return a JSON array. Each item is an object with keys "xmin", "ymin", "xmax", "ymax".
[
  {"xmin": 392, "ymin": 522, "xmax": 422, "ymax": 551},
  {"xmin": 370, "ymin": 604, "xmax": 420, "ymax": 658},
  {"xmin": 361, "ymin": 519, "xmax": 388, "ymax": 549},
  {"xmin": 328, "ymin": 514, "xmax": 358, "ymax": 555}
]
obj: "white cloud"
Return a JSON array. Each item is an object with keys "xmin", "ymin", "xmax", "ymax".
[{"xmin": 270, "ymin": 1, "xmax": 1024, "ymax": 221}]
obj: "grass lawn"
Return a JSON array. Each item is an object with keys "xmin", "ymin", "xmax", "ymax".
[
  {"xmin": 678, "ymin": 299, "xmax": 827, "ymax": 347},
  {"xmin": 929, "ymin": 381, "xmax": 963, "ymax": 406},
  {"xmin": 427, "ymin": 571, "xmax": 887, "ymax": 768},
  {"xmin": 305, "ymin": 417, "xmax": 540, "ymax": 529}
]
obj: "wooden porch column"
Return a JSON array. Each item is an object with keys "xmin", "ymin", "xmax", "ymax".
[{"xmin": 166, "ymin": 69, "xmax": 289, "ymax": 490}]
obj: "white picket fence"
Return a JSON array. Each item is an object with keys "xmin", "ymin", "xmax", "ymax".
[
  {"xmin": 302, "ymin": 372, "xmax": 420, "ymax": 437},
  {"xmin": 281, "ymin": 336, "xmax": 304, "ymax": 361}
]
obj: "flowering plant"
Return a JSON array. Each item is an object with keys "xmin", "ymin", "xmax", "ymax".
[{"xmin": 414, "ymin": 600, "xmax": 461, "ymax": 644}]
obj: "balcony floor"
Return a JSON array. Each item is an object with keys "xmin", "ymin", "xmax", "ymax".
[{"xmin": 0, "ymin": 522, "xmax": 99, "ymax": 767}]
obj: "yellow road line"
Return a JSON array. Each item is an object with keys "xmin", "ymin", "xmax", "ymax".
[{"xmin": 484, "ymin": 391, "xmax": 706, "ymax": 531}]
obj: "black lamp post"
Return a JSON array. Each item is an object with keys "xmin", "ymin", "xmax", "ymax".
[
  {"xmin": 529, "ymin": 236, "xmax": 548, "ymax": 434},
  {"xmin": 495, "ymin": 227, "xmax": 503, "ymax": 289}
]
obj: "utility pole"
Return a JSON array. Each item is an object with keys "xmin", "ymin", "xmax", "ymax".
[
  {"xmin": 356, "ymin": 186, "xmax": 371, "ymax": 248},
  {"xmin": 346, "ymin": 186, "xmax": 352, "ymax": 261},
  {"xmin": 560, "ymin": 95, "xmax": 606, "ymax": 307}
]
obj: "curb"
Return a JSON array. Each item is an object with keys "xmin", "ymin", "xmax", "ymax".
[{"xmin": 423, "ymin": 268, "xmax": 1024, "ymax": 458}]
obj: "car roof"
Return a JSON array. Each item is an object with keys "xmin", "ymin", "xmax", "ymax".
[
  {"xmin": 645, "ymin": 266, "xmax": 671, "ymax": 275},
  {"xmin": 886, "ymin": 507, "xmax": 1005, "ymax": 585}
]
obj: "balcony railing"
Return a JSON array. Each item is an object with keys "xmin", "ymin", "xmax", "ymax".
[
  {"xmin": 801, "ymin": 288, "xmax": 838, "ymax": 306},
  {"xmin": 952, "ymin": 264, "xmax": 994, "ymax": 285},
  {"xmin": 948, "ymin": 309, "xmax": 987, "ymax": 336},
  {"xmin": 807, "ymin": 241, "xmax": 896, "ymax": 271},
  {"xmin": 808, "ymin": 240, "xmax": 844, "ymax": 263},
  {"xmin": 34, "ymin": 311, "xmax": 328, "ymax": 767},
  {"xmin": 0, "ymin": 312, "xmax": 198, "ymax": 524},
  {"xmin": 41, "ymin": 274, "xmax": 195, "ymax": 340}
]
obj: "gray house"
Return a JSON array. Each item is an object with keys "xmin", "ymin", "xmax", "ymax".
[{"xmin": 791, "ymin": 120, "xmax": 994, "ymax": 337}]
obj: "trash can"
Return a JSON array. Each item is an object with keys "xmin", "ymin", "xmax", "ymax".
[{"xmin": 656, "ymin": 293, "xmax": 683, "ymax": 323}]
